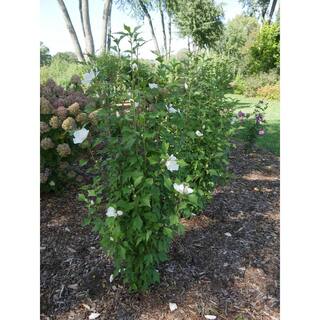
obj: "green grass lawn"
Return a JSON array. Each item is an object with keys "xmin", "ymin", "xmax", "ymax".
[{"xmin": 227, "ymin": 94, "xmax": 280, "ymax": 156}]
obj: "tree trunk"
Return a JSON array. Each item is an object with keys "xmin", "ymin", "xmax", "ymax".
[
  {"xmin": 138, "ymin": 0, "xmax": 160, "ymax": 54},
  {"xmin": 79, "ymin": 0, "xmax": 86, "ymax": 38},
  {"xmin": 268, "ymin": 0, "xmax": 278, "ymax": 22},
  {"xmin": 56, "ymin": 0, "xmax": 84, "ymax": 62},
  {"xmin": 100, "ymin": 0, "xmax": 112, "ymax": 53},
  {"xmin": 159, "ymin": 0, "xmax": 168, "ymax": 58},
  {"xmin": 81, "ymin": 0, "xmax": 95, "ymax": 56},
  {"xmin": 168, "ymin": 13, "xmax": 172, "ymax": 58},
  {"xmin": 107, "ymin": 0, "xmax": 113, "ymax": 52}
]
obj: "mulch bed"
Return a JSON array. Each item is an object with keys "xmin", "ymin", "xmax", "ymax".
[{"xmin": 40, "ymin": 143, "xmax": 280, "ymax": 320}]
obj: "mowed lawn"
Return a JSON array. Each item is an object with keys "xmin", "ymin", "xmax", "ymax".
[{"xmin": 227, "ymin": 94, "xmax": 280, "ymax": 156}]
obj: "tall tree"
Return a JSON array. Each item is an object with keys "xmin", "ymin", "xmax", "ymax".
[
  {"xmin": 107, "ymin": 0, "xmax": 113, "ymax": 51},
  {"xmin": 268, "ymin": 0, "xmax": 278, "ymax": 22},
  {"xmin": 138, "ymin": 0, "xmax": 160, "ymax": 54},
  {"xmin": 81, "ymin": 0, "xmax": 95, "ymax": 56},
  {"xmin": 173, "ymin": 0, "xmax": 224, "ymax": 50},
  {"xmin": 116, "ymin": 0, "xmax": 161, "ymax": 54},
  {"xmin": 158, "ymin": 0, "xmax": 168, "ymax": 57},
  {"xmin": 101, "ymin": 0, "xmax": 113, "ymax": 53},
  {"xmin": 56, "ymin": 0, "xmax": 85, "ymax": 61},
  {"xmin": 239, "ymin": 0, "xmax": 271, "ymax": 21},
  {"xmin": 40, "ymin": 42, "xmax": 52, "ymax": 66}
]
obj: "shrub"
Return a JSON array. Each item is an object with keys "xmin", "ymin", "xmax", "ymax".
[
  {"xmin": 232, "ymin": 70, "xmax": 279, "ymax": 98},
  {"xmin": 40, "ymin": 56, "xmax": 87, "ymax": 87},
  {"xmin": 257, "ymin": 84, "xmax": 280, "ymax": 100},
  {"xmin": 40, "ymin": 79, "xmax": 93, "ymax": 191},
  {"xmin": 248, "ymin": 22, "xmax": 280, "ymax": 74},
  {"xmin": 79, "ymin": 26, "xmax": 234, "ymax": 291},
  {"xmin": 236, "ymin": 101, "xmax": 269, "ymax": 151}
]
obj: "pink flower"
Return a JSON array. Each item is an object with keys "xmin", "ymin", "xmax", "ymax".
[{"xmin": 258, "ymin": 129, "xmax": 265, "ymax": 136}]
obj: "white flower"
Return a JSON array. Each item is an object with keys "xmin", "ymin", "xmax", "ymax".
[
  {"xmin": 106, "ymin": 207, "xmax": 117, "ymax": 217},
  {"xmin": 184, "ymin": 82, "xmax": 188, "ymax": 90},
  {"xmin": 195, "ymin": 130, "xmax": 203, "ymax": 137},
  {"xmin": 116, "ymin": 111, "xmax": 120, "ymax": 118},
  {"xmin": 110, "ymin": 237, "xmax": 114, "ymax": 241},
  {"xmin": 109, "ymin": 274, "xmax": 114, "ymax": 283},
  {"xmin": 82, "ymin": 70, "xmax": 98, "ymax": 85},
  {"xmin": 231, "ymin": 117, "xmax": 237, "ymax": 124},
  {"xmin": 49, "ymin": 181, "xmax": 55, "ymax": 187},
  {"xmin": 166, "ymin": 104, "xmax": 180, "ymax": 114},
  {"xmin": 173, "ymin": 183, "xmax": 193, "ymax": 195},
  {"xmin": 149, "ymin": 83, "xmax": 158, "ymax": 89},
  {"xmin": 224, "ymin": 232, "xmax": 232, "ymax": 237},
  {"xmin": 89, "ymin": 312, "xmax": 100, "ymax": 320},
  {"xmin": 166, "ymin": 154, "xmax": 179, "ymax": 172},
  {"xmin": 73, "ymin": 128, "xmax": 89, "ymax": 144},
  {"xmin": 169, "ymin": 302, "xmax": 177, "ymax": 312},
  {"xmin": 134, "ymin": 102, "xmax": 139, "ymax": 108},
  {"xmin": 131, "ymin": 63, "xmax": 138, "ymax": 71},
  {"xmin": 106, "ymin": 207, "xmax": 124, "ymax": 217}
]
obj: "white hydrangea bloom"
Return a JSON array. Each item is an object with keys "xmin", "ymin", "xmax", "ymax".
[
  {"xmin": 173, "ymin": 183, "xmax": 193, "ymax": 195},
  {"xmin": 195, "ymin": 130, "xmax": 203, "ymax": 137},
  {"xmin": 73, "ymin": 128, "xmax": 89, "ymax": 144},
  {"xmin": 149, "ymin": 83, "xmax": 158, "ymax": 89},
  {"xmin": 166, "ymin": 154, "xmax": 179, "ymax": 172}
]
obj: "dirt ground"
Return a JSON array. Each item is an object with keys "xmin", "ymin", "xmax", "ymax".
[{"xmin": 40, "ymin": 143, "xmax": 280, "ymax": 320}]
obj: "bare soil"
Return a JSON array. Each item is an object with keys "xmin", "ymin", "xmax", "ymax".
[{"xmin": 40, "ymin": 143, "xmax": 280, "ymax": 320}]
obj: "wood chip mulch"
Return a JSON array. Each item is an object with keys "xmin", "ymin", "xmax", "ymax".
[{"xmin": 41, "ymin": 143, "xmax": 280, "ymax": 320}]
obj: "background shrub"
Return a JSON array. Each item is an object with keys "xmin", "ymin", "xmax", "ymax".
[
  {"xmin": 40, "ymin": 55, "xmax": 87, "ymax": 87},
  {"xmin": 248, "ymin": 22, "xmax": 280, "ymax": 74},
  {"xmin": 257, "ymin": 84, "xmax": 280, "ymax": 100},
  {"xmin": 40, "ymin": 79, "xmax": 94, "ymax": 191}
]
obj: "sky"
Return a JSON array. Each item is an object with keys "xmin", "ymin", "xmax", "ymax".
[{"xmin": 40, "ymin": 0, "xmax": 244, "ymax": 59}]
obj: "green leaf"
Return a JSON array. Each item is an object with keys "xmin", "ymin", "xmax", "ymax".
[
  {"xmin": 163, "ymin": 176, "xmax": 172, "ymax": 190},
  {"xmin": 148, "ymin": 155, "xmax": 159, "ymax": 165},
  {"xmin": 78, "ymin": 193, "xmax": 86, "ymax": 202},
  {"xmin": 132, "ymin": 216, "xmax": 143, "ymax": 231},
  {"xmin": 123, "ymin": 24, "xmax": 131, "ymax": 33},
  {"xmin": 169, "ymin": 215, "xmax": 179, "ymax": 225},
  {"xmin": 79, "ymin": 159, "xmax": 88, "ymax": 167},
  {"xmin": 140, "ymin": 194, "xmax": 151, "ymax": 207},
  {"xmin": 88, "ymin": 189, "xmax": 96, "ymax": 197},
  {"xmin": 132, "ymin": 171, "xmax": 144, "ymax": 187},
  {"xmin": 146, "ymin": 230, "xmax": 152, "ymax": 242}
]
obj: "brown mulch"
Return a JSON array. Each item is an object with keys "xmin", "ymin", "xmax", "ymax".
[{"xmin": 40, "ymin": 143, "xmax": 280, "ymax": 320}]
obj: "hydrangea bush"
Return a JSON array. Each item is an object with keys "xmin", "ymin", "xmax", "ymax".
[
  {"xmin": 40, "ymin": 79, "xmax": 94, "ymax": 191},
  {"xmin": 79, "ymin": 26, "xmax": 235, "ymax": 291}
]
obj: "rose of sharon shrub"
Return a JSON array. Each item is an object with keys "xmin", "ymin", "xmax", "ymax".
[{"xmin": 80, "ymin": 27, "xmax": 233, "ymax": 292}]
